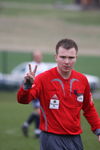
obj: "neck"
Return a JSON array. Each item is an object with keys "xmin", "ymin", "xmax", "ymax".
[{"xmin": 57, "ymin": 67, "xmax": 72, "ymax": 79}]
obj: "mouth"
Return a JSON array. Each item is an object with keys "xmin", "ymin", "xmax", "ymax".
[{"xmin": 63, "ymin": 65, "xmax": 71, "ymax": 69}]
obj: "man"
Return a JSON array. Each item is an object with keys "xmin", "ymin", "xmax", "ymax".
[
  {"xmin": 22, "ymin": 51, "xmax": 48, "ymax": 138},
  {"xmin": 17, "ymin": 38, "xmax": 100, "ymax": 150}
]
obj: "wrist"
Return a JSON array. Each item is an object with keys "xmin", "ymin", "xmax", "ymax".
[{"xmin": 23, "ymin": 82, "xmax": 32, "ymax": 90}]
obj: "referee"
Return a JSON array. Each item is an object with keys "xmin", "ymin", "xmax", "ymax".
[{"xmin": 17, "ymin": 38, "xmax": 100, "ymax": 150}]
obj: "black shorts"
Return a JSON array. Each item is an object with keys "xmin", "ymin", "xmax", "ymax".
[{"xmin": 40, "ymin": 131, "xmax": 83, "ymax": 150}]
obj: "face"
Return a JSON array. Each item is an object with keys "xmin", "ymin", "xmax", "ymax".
[
  {"xmin": 33, "ymin": 51, "xmax": 43, "ymax": 63},
  {"xmin": 55, "ymin": 46, "xmax": 77, "ymax": 75}
]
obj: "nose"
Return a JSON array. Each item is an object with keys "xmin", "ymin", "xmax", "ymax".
[{"xmin": 64, "ymin": 58, "xmax": 69, "ymax": 64}]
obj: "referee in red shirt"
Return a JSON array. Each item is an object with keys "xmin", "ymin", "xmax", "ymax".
[{"xmin": 17, "ymin": 38, "xmax": 100, "ymax": 150}]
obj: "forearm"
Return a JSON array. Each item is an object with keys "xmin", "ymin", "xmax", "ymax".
[
  {"xmin": 83, "ymin": 104, "xmax": 100, "ymax": 131},
  {"xmin": 17, "ymin": 86, "xmax": 33, "ymax": 104}
]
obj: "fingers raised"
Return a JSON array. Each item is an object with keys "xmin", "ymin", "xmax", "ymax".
[
  {"xmin": 28, "ymin": 64, "xmax": 37, "ymax": 77},
  {"xmin": 29, "ymin": 64, "xmax": 32, "ymax": 73},
  {"xmin": 33, "ymin": 65, "xmax": 37, "ymax": 75}
]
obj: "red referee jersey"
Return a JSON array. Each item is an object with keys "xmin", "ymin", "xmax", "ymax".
[{"xmin": 17, "ymin": 67, "xmax": 100, "ymax": 135}]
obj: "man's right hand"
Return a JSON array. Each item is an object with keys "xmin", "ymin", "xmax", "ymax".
[{"xmin": 24, "ymin": 64, "xmax": 37, "ymax": 85}]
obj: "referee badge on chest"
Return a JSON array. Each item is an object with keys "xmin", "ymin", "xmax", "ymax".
[
  {"xmin": 49, "ymin": 95, "xmax": 60, "ymax": 109},
  {"xmin": 77, "ymin": 94, "xmax": 84, "ymax": 102},
  {"xmin": 49, "ymin": 99, "xmax": 60, "ymax": 109}
]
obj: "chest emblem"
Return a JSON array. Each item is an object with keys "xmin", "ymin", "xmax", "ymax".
[
  {"xmin": 77, "ymin": 94, "xmax": 84, "ymax": 102},
  {"xmin": 49, "ymin": 94, "xmax": 60, "ymax": 109}
]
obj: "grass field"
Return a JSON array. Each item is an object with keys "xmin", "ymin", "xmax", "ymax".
[
  {"xmin": 1, "ymin": 0, "xmax": 73, "ymax": 4},
  {"xmin": 0, "ymin": 91, "xmax": 40, "ymax": 150},
  {"xmin": 0, "ymin": 91, "xmax": 100, "ymax": 150}
]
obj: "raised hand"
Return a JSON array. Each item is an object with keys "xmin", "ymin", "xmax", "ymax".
[{"xmin": 24, "ymin": 64, "xmax": 37, "ymax": 84}]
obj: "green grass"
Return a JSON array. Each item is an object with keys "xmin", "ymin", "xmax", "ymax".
[
  {"xmin": 63, "ymin": 11, "xmax": 100, "ymax": 26},
  {"xmin": 0, "ymin": 91, "xmax": 40, "ymax": 150},
  {"xmin": 75, "ymin": 56, "xmax": 100, "ymax": 77},
  {"xmin": 0, "ymin": 0, "xmax": 73, "ymax": 4},
  {"xmin": 0, "ymin": 91, "xmax": 100, "ymax": 150},
  {"xmin": 0, "ymin": 8, "xmax": 100, "ymax": 26},
  {"xmin": 0, "ymin": 0, "xmax": 100, "ymax": 26},
  {"xmin": 0, "ymin": 51, "xmax": 32, "ymax": 73}
]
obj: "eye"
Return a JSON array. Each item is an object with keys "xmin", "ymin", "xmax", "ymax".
[
  {"xmin": 69, "ymin": 56, "xmax": 75, "ymax": 59},
  {"xmin": 60, "ymin": 56, "xmax": 66, "ymax": 59}
]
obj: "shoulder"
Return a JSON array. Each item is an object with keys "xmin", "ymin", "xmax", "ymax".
[
  {"xmin": 26, "ymin": 61, "xmax": 37, "ymax": 68},
  {"xmin": 35, "ymin": 67, "xmax": 56, "ymax": 80},
  {"xmin": 39, "ymin": 62, "xmax": 47, "ymax": 66},
  {"xmin": 72, "ymin": 70, "xmax": 88, "ymax": 82},
  {"xmin": 39, "ymin": 62, "xmax": 48, "ymax": 69}
]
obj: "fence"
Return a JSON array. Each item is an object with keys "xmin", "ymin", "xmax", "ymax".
[{"xmin": 0, "ymin": 51, "xmax": 32, "ymax": 73}]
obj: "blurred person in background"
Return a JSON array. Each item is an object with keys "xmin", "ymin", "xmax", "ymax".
[
  {"xmin": 75, "ymin": 0, "xmax": 81, "ymax": 4},
  {"xmin": 79, "ymin": 0, "xmax": 100, "ymax": 9},
  {"xmin": 22, "ymin": 51, "xmax": 48, "ymax": 138},
  {"xmin": 93, "ymin": 0, "xmax": 100, "ymax": 8},
  {"xmin": 17, "ymin": 38, "xmax": 100, "ymax": 150}
]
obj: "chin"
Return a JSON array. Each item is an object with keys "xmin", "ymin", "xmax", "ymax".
[{"xmin": 63, "ymin": 69, "xmax": 70, "ymax": 73}]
